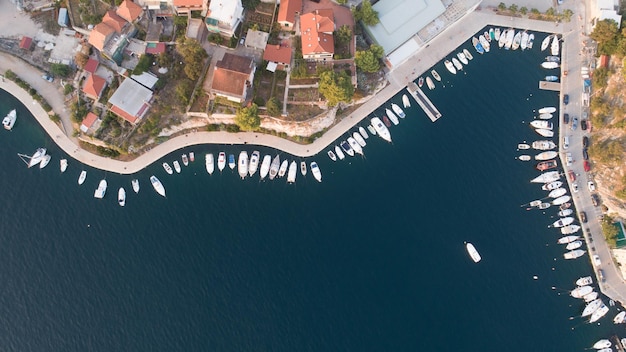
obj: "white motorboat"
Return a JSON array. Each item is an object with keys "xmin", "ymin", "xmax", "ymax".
[
  {"xmin": 328, "ymin": 150, "xmax": 337, "ymax": 161},
  {"xmin": 463, "ymin": 48, "xmax": 473, "ymax": 60},
  {"xmin": 335, "ymin": 145, "xmax": 345, "ymax": 160},
  {"xmin": 590, "ymin": 304, "xmax": 609, "ymax": 323},
  {"xmin": 541, "ymin": 62, "xmax": 560, "ymax": 69},
  {"xmin": 278, "ymin": 159, "xmax": 288, "ymax": 178},
  {"xmin": 548, "ymin": 188, "xmax": 567, "ymax": 198},
  {"xmin": 371, "ymin": 117, "xmax": 392, "ymax": 142},
  {"xmin": 558, "ymin": 209, "xmax": 573, "ymax": 217},
  {"xmin": 551, "ymin": 216, "xmax": 574, "ymax": 227},
  {"xmin": 238, "ymin": 151, "xmax": 248, "ymax": 179},
  {"xmin": 94, "ymin": 179, "xmax": 107, "ymax": 199},
  {"xmin": 564, "ymin": 249, "xmax": 585, "ymax": 260},
  {"xmin": 39, "ymin": 155, "xmax": 51, "ymax": 169},
  {"xmin": 60, "ymin": 159, "xmax": 68, "ymax": 173},
  {"xmin": 206, "ymin": 153, "xmax": 215, "ymax": 175},
  {"xmin": 359, "ymin": 126, "xmax": 369, "ymax": 139},
  {"xmin": 348, "ymin": 137, "xmax": 363, "ymax": 155},
  {"xmin": 527, "ymin": 32, "xmax": 535, "ymax": 49},
  {"xmin": 182, "ymin": 154, "xmax": 189, "ymax": 167},
  {"xmin": 479, "ymin": 34, "xmax": 490, "ymax": 52},
  {"xmin": 535, "ymin": 128, "xmax": 554, "ymax": 137},
  {"xmin": 561, "ymin": 224, "xmax": 581, "ymax": 235},
  {"xmin": 571, "ymin": 285, "xmax": 593, "ymax": 298},
  {"xmin": 520, "ymin": 31, "xmax": 529, "ymax": 50},
  {"xmin": 566, "ymin": 240, "xmax": 582, "ymax": 250},
  {"xmin": 538, "ymin": 107, "xmax": 557, "ymax": 114},
  {"xmin": 249, "ymin": 151, "xmax": 260, "ymax": 176},
  {"xmin": 542, "ymin": 181, "xmax": 563, "ymax": 190},
  {"xmin": 260, "ymin": 155, "xmax": 272, "ymax": 180},
  {"xmin": 531, "ymin": 171, "xmax": 560, "ymax": 183},
  {"xmin": 340, "ymin": 140, "xmax": 354, "ymax": 157},
  {"xmin": 530, "ymin": 120, "xmax": 553, "ymax": 130},
  {"xmin": 426, "ymin": 76, "xmax": 435, "ymax": 90},
  {"xmin": 593, "ymin": 339, "xmax": 612, "ymax": 349},
  {"xmin": 163, "ymin": 162, "xmax": 173, "ymax": 174},
  {"xmin": 444, "ymin": 60, "xmax": 457, "ymax": 74},
  {"xmin": 576, "ymin": 276, "xmax": 593, "ymax": 286},
  {"xmin": 532, "ymin": 140, "xmax": 556, "ymax": 150},
  {"xmin": 189, "ymin": 151, "xmax": 195, "ymax": 162},
  {"xmin": 431, "ymin": 70, "xmax": 441, "ymax": 81},
  {"xmin": 518, "ymin": 155, "xmax": 531, "ymax": 161},
  {"xmin": 386, "ymin": 108, "xmax": 399, "ymax": 125},
  {"xmin": 538, "ymin": 113, "xmax": 553, "ymax": 119},
  {"xmin": 541, "ymin": 35, "xmax": 551, "ymax": 51},
  {"xmin": 545, "ymin": 76, "xmax": 558, "ymax": 82},
  {"xmin": 457, "ymin": 52, "xmax": 469, "ymax": 65},
  {"xmin": 518, "ymin": 143, "xmax": 530, "ymax": 150},
  {"xmin": 584, "ymin": 291, "xmax": 599, "ymax": 303},
  {"xmin": 228, "ymin": 154, "xmax": 236, "ymax": 170},
  {"xmin": 538, "ymin": 202, "xmax": 550, "ymax": 209},
  {"xmin": 269, "ymin": 155, "xmax": 280, "ymax": 180},
  {"xmin": 3, "ymin": 109, "xmax": 16, "ymax": 130},
  {"xmin": 529, "ymin": 200, "xmax": 542, "ymax": 207},
  {"xmin": 551, "ymin": 35, "xmax": 560, "ymax": 56},
  {"xmin": 287, "ymin": 161, "xmax": 297, "ymax": 183},
  {"xmin": 218, "ymin": 152, "xmax": 226, "ymax": 172},
  {"xmin": 613, "ymin": 311, "xmax": 626, "ymax": 324},
  {"xmin": 173, "ymin": 160, "xmax": 181, "ymax": 174},
  {"xmin": 391, "ymin": 103, "xmax": 405, "ymax": 118},
  {"xmin": 552, "ymin": 195, "xmax": 571, "ymax": 206},
  {"xmin": 504, "ymin": 29, "xmax": 514, "ymax": 49},
  {"xmin": 402, "ymin": 94, "xmax": 411, "ymax": 108},
  {"xmin": 78, "ymin": 170, "xmax": 87, "ymax": 185},
  {"xmin": 310, "ymin": 162, "xmax": 322, "ymax": 182},
  {"xmin": 353, "ymin": 132, "xmax": 367, "ymax": 147},
  {"xmin": 452, "ymin": 57, "xmax": 463, "ymax": 71},
  {"xmin": 582, "ymin": 299, "xmax": 603, "ymax": 317},
  {"xmin": 494, "ymin": 28, "xmax": 501, "ymax": 41},
  {"xmin": 132, "ymin": 179, "xmax": 140, "ymax": 193},
  {"xmin": 558, "ymin": 235, "xmax": 580, "ymax": 244},
  {"xmin": 512, "ymin": 31, "xmax": 522, "ymax": 50},
  {"xmin": 465, "ymin": 242, "xmax": 481, "ymax": 263},
  {"xmin": 150, "ymin": 175, "xmax": 166, "ymax": 197},
  {"xmin": 300, "ymin": 161, "xmax": 307, "ymax": 175},
  {"xmin": 367, "ymin": 124, "xmax": 377, "ymax": 136},
  {"xmin": 118, "ymin": 187, "xmax": 126, "ymax": 207},
  {"xmin": 498, "ymin": 29, "xmax": 507, "ymax": 48}
]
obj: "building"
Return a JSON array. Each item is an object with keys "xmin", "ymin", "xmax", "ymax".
[
  {"xmin": 205, "ymin": 0, "xmax": 243, "ymax": 37},
  {"xmin": 263, "ymin": 44, "xmax": 292, "ymax": 71},
  {"xmin": 210, "ymin": 53, "xmax": 255, "ymax": 103},
  {"xmin": 84, "ymin": 58, "xmax": 99, "ymax": 74},
  {"xmin": 116, "ymin": 0, "xmax": 143, "ymax": 23},
  {"xmin": 173, "ymin": 0, "xmax": 206, "ymax": 14},
  {"xmin": 244, "ymin": 29, "xmax": 269, "ymax": 50},
  {"xmin": 277, "ymin": 0, "xmax": 302, "ymax": 30},
  {"xmin": 58, "ymin": 8, "xmax": 69, "ymax": 27},
  {"xmin": 80, "ymin": 112, "xmax": 99, "ymax": 133},
  {"xmin": 300, "ymin": 9, "xmax": 334, "ymax": 61},
  {"xmin": 595, "ymin": 0, "xmax": 622, "ymax": 28},
  {"xmin": 82, "ymin": 74, "xmax": 108, "ymax": 101},
  {"xmin": 102, "ymin": 10, "xmax": 128, "ymax": 33},
  {"xmin": 108, "ymin": 78, "xmax": 153, "ymax": 123},
  {"xmin": 88, "ymin": 23, "xmax": 116, "ymax": 52},
  {"xmin": 19, "ymin": 36, "xmax": 33, "ymax": 50}
]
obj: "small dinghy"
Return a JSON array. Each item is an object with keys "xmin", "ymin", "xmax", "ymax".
[
  {"xmin": 367, "ymin": 125, "xmax": 377, "ymax": 136},
  {"xmin": 118, "ymin": 187, "xmax": 126, "ymax": 207},
  {"xmin": 518, "ymin": 143, "xmax": 530, "ymax": 150},
  {"xmin": 518, "ymin": 155, "xmax": 531, "ymax": 161},
  {"xmin": 300, "ymin": 161, "xmax": 307, "ymax": 175},
  {"xmin": 327, "ymin": 150, "xmax": 337, "ymax": 161},
  {"xmin": 465, "ymin": 242, "xmax": 481, "ymax": 263},
  {"xmin": 132, "ymin": 179, "xmax": 140, "ymax": 193},
  {"xmin": 402, "ymin": 94, "xmax": 411, "ymax": 108},
  {"xmin": 359, "ymin": 126, "xmax": 369, "ymax": 139},
  {"xmin": 60, "ymin": 159, "xmax": 68, "ymax": 173}
]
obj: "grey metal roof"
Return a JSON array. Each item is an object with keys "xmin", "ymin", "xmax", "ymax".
[{"xmin": 108, "ymin": 77, "xmax": 153, "ymax": 116}]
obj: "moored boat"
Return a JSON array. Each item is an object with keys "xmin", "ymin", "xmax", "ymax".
[
  {"xmin": 582, "ymin": 299, "xmax": 603, "ymax": 317},
  {"xmin": 382, "ymin": 115, "xmax": 392, "ymax": 127},
  {"xmin": 173, "ymin": 160, "xmax": 181, "ymax": 173},
  {"xmin": 340, "ymin": 140, "xmax": 354, "ymax": 157},
  {"xmin": 547, "ymin": 187, "xmax": 566, "ymax": 198},
  {"xmin": 260, "ymin": 155, "xmax": 272, "ymax": 179},
  {"xmin": 457, "ymin": 52, "xmax": 468, "ymax": 65},
  {"xmin": 465, "ymin": 242, "xmax": 481, "ymax": 263},
  {"xmin": 359, "ymin": 126, "xmax": 369, "ymax": 139},
  {"xmin": 535, "ymin": 128, "xmax": 554, "ymax": 138},
  {"xmin": 353, "ymin": 132, "xmax": 366, "ymax": 147},
  {"xmin": 60, "ymin": 159, "xmax": 68, "ymax": 173},
  {"xmin": 551, "ymin": 35, "xmax": 560, "ymax": 56},
  {"xmin": 593, "ymin": 339, "xmax": 612, "ymax": 349},
  {"xmin": 418, "ymin": 77, "xmax": 424, "ymax": 87},
  {"xmin": 426, "ymin": 77, "xmax": 435, "ymax": 90},
  {"xmin": 538, "ymin": 202, "xmax": 550, "ymax": 209},
  {"xmin": 269, "ymin": 155, "xmax": 280, "ymax": 180},
  {"xmin": 181, "ymin": 154, "xmax": 189, "ymax": 166},
  {"xmin": 527, "ymin": 33, "xmax": 535, "ymax": 49},
  {"xmin": 613, "ymin": 311, "xmax": 626, "ymax": 324},
  {"xmin": 561, "ymin": 224, "xmax": 581, "ymax": 235},
  {"xmin": 371, "ymin": 117, "xmax": 392, "ymax": 143},
  {"xmin": 238, "ymin": 151, "xmax": 248, "ymax": 179},
  {"xmin": 552, "ymin": 195, "xmax": 571, "ymax": 206},
  {"xmin": 3, "ymin": 109, "xmax": 17, "ymax": 130},
  {"xmin": 150, "ymin": 175, "xmax": 166, "ymax": 197},
  {"xmin": 498, "ymin": 29, "xmax": 507, "ymax": 48},
  {"xmin": 535, "ymin": 151, "xmax": 558, "ymax": 160},
  {"xmin": 545, "ymin": 75, "xmax": 558, "ymax": 82},
  {"xmin": 335, "ymin": 145, "xmax": 345, "ymax": 160},
  {"xmin": 530, "ymin": 120, "xmax": 553, "ymax": 130},
  {"xmin": 249, "ymin": 151, "xmax": 260, "ymax": 176},
  {"xmin": 512, "ymin": 31, "xmax": 522, "ymax": 50},
  {"xmin": 538, "ymin": 107, "xmax": 557, "ymax": 114},
  {"xmin": 530, "ymin": 170, "xmax": 560, "ymax": 183},
  {"xmin": 505, "ymin": 29, "xmax": 514, "ymax": 49},
  {"xmin": 367, "ymin": 124, "xmax": 377, "ymax": 136},
  {"xmin": 402, "ymin": 94, "xmax": 411, "ymax": 108},
  {"xmin": 132, "ymin": 179, "xmax": 140, "ymax": 193},
  {"xmin": 576, "ymin": 276, "xmax": 593, "ymax": 286},
  {"xmin": 542, "ymin": 181, "xmax": 563, "ymax": 190},
  {"xmin": 163, "ymin": 162, "xmax": 173, "ymax": 175},
  {"xmin": 278, "ymin": 159, "xmax": 288, "ymax": 178},
  {"xmin": 310, "ymin": 162, "xmax": 322, "ymax": 182},
  {"xmin": 518, "ymin": 155, "xmax": 531, "ymax": 161},
  {"xmin": 348, "ymin": 137, "xmax": 363, "ymax": 155},
  {"xmin": 571, "ymin": 285, "xmax": 593, "ymax": 298},
  {"xmin": 189, "ymin": 152, "xmax": 195, "ymax": 162},
  {"xmin": 218, "ymin": 152, "xmax": 226, "ymax": 172},
  {"xmin": 558, "ymin": 209, "xmax": 573, "ymax": 217},
  {"xmin": 541, "ymin": 61, "xmax": 559, "ymax": 69},
  {"xmin": 566, "ymin": 240, "xmax": 582, "ymax": 250},
  {"xmin": 494, "ymin": 28, "xmax": 501, "ymax": 41},
  {"xmin": 520, "ymin": 31, "xmax": 529, "ymax": 50},
  {"xmin": 489, "ymin": 28, "xmax": 495, "ymax": 40},
  {"xmin": 463, "ymin": 48, "xmax": 473, "ymax": 60},
  {"xmin": 551, "ymin": 216, "xmax": 574, "ymax": 227},
  {"xmin": 537, "ymin": 160, "xmax": 558, "ymax": 171},
  {"xmin": 589, "ymin": 304, "xmax": 609, "ymax": 323},
  {"xmin": 431, "ymin": 70, "xmax": 441, "ymax": 81},
  {"xmin": 287, "ymin": 161, "xmax": 297, "ymax": 183},
  {"xmin": 385, "ymin": 108, "xmax": 399, "ymax": 125},
  {"xmin": 538, "ymin": 113, "xmax": 553, "ymax": 119},
  {"xmin": 546, "ymin": 56, "xmax": 560, "ymax": 62},
  {"xmin": 391, "ymin": 103, "xmax": 405, "ymax": 118},
  {"xmin": 452, "ymin": 57, "xmax": 463, "ymax": 71},
  {"xmin": 564, "ymin": 249, "xmax": 585, "ymax": 259},
  {"xmin": 23, "ymin": 148, "xmax": 46, "ymax": 168},
  {"xmin": 39, "ymin": 155, "xmax": 51, "ymax": 169},
  {"xmin": 328, "ymin": 150, "xmax": 337, "ymax": 161},
  {"xmin": 472, "ymin": 37, "xmax": 485, "ymax": 54},
  {"xmin": 300, "ymin": 161, "xmax": 307, "ymax": 175},
  {"xmin": 206, "ymin": 153, "xmax": 215, "ymax": 175},
  {"xmin": 228, "ymin": 154, "xmax": 236, "ymax": 170},
  {"xmin": 532, "ymin": 140, "xmax": 556, "ymax": 150},
  {"xmin": 118, "ymin": 187, "xmax": 126, "ymax": 207},
  {"xmin": 558, "ymin": 235, "xmax": 580, "ymax": 244},
  {"xmin": 78, "ymin": 170, "xmax": 87, "ymax": 185},
  {"xmin": 94, "ymin": 179, "xmax": 107, "ymax": 199},
  {"xmin": 479, "ymin": 34, "xmax": 490, "ymax": 52},
  {"xmin": 518, "ymin": 143, "xmax": 530, "ymax": 150},
  {"xmin": 541, "ymin": 35, "xmax": 551, "ymax": 51}
]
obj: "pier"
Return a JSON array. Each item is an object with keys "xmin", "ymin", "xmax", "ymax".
[
  {"xmin": 406, "ymin": 82, "xmax": 442, "ymax": 122},
  {"xmin": 539, "ymin": 81, "xmax": 561, "ymax": 91}
]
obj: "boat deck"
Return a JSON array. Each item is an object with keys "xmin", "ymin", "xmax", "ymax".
[
  {"xmin": 406, "ymin": 82, "xmax": 442, "ymax": 122},
  {"xmin": 539, "ymin": 81, "xmax": 561, "ymax": 91}
]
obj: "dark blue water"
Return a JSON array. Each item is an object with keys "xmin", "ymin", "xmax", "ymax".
[{"xmin": 0, "ymin": 31, "xmax": 621, "ymax": 351}]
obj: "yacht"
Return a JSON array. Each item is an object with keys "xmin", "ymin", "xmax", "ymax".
[
  {"xmin": 260, "ymin": 155, "xmax": 272, "ymax": 180},
  {"xmin": 457, "ymin": 52, "xmax": 469, "ymax": 65},
  {"xmin": 94, "ymin": 179, "xmax": 107, "ymax": 199},
  {"xmin": 613, "ymin": 311, "xmax": 626, "ymax": 324},
  {"xmin": 348, "ymin": 137, "xmax": 363, "ymax": 155},
  {"xmin": 551, "ymin": 216, "xmax": 574, "ymax": 227},
  {"xmin": 444, "ymin": 60, "xmax": 457, "ymax": 74},
  {"xmin": 566, "ymin": 240, "xmax": 583, "ymax": 250},
  {"xmin": 530, "ymin": 120, "xmax": 553, "ymax": 130},
  {"xmin": 359, "ymin": 126, "xmax": 369, "ymax": 139},
  {"xmin": 386, "ymin": 108, "xmax": 399, "ymax": 125},
  {"xmin": 249, "ymin": 151, "xmax": 260, "ymax": 176},
  {"xmin": 278, "ymin": 160, "xmax": 289, "ymax": 178},
  {"xmin": 3, "ymin": 109, "xmax": 16, "ymax": 130},
  {"xmin": 60, "ymin": 159, "xmax": 68, "ymax": 173},
  {"xmin": 452, "ymin": 57, "xmax": 463, "ymax": 71},
  {"xmin": 564, "ymin": 249, "xmax": 585, "ymax": 259},
  {"xmin": 206, "ymin": 153, "xmax": 215, "ymax": 175},
  {"xmin": 287, "ymin": 161, "xmax": 297, "ymax": 183},
  {"xmin": 328, "ymin": 150, "xmax": 337, "ymax": 161},
  {"xmin": 551, "ymin": 35, "xmax": 560, "ymax": 55},
  {"xmin": 431, "ymin": 70, "xmax": 441, "ymax": 81},
  {"xmin": 335, "ymin": 145, "xmax": 345, "ymax": 160},
  {"xmin": 269, "ymin": 155, "xmax": 280, "ymax": 180},
  {"xmin": 118, "ymin": 187, "xmax": 126, "ymax": 207},
  {"xmin": 571, "ymin": 285, "xmax": 593, "ymax": 298},
  {"xmin": 340, "ymin": 140, "xmax": 354, "ymax": 157},
  {"xmin": 391, "ymin": 103, "xmax": 405, "ymax": 119},
  {"xmin": 182, "ymin": 154, "xmax": 189, "ymax": 166},
  {"xmin": 465, "ymin": 242, "xmax": 481, "ymax": 263},
  {"xmin": 561, "ymin": 224, "xmax": 581, "ymax": 235},
  {"xmin": 300, "ymin": 161, "xmax": 307, "ymax": 175},
  {"xmin": 576, "ymin": 276, "xmax": 593, "ymax": 286},
  {"xmin": 402, "ymin": 94, "xmax": 411, "ymax": 108},
  {"xmin": 39, "ymin": 155, "xmax": 51, "ymax": 169},
  {"xmin": 538, "ymin": 107, "xmax": 557, "ymax": 114},
  {"xmin": 150, "ymin": 175, "xmax": 166, "ymax": 197},
  {"xmin": 371, "ymin": 117, "xmax": 392, "ymax": 142},
  {"xmin": 228, "ymin": 154, "xmax": 236, "ymax": 170},
  {"xmin": 589, "ymin": 304, "xmax": 609, "ymax": 323},
  {"xmin": 530, "ymin": 171, "xmax": 560, "ymax": 183},
  {"xmin": 218, "ymin": 152, "xmax": 226, "ymax": 172},
  {"xmin": 173, "ymin": 160, "xmax": 181, "ymax": 174},
  {"xmin": 353, "ymin": 132, "xmax": 367, "ymax": 147},
  {"xmin": 25, "ymin": 148, "xmax": 46, "ymax": 168},
  {"xmin": 78, "ymin": 170, "xmax": 87, "ymax": 185},
  {"xmin": 238, "ymin": 151, "xmax": 248, "ymax": 179},
  {"xmin": 535, "ymin": 151, "xmax": 558, "ymax": 160},
  {"xmin": 132, "ymin": 179, "xmax": 140, "ymax": 193},
  {"xmin": 582, "ymin": 299, "xmax": 603, "ymax": 317},
  {"xmin": 463, "ymin": 48, "xmax": 473, "ymax": 60},
  {"xmin": 310, "ymin": 162, "xmax": 322, "ymax": 182}
]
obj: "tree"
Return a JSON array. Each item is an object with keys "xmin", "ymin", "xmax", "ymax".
[
  {"xmin": 530, "ymin": 8, "xmax": 540, "ymax": 14},
  {"xmin": 562, "ymin": 9, "xmax": 573, "ymax": 21},
  {"xmin": 520, "ymin": 6, "xmax": 528, "ymax": 15},
  {"xmin": 175, "ymin": 79, "xmax": 194, "ymax": 105},
  {"xmin": 51, "ymin": 63, "xmax": 71, "ymax": 77},
  {"xmin": 591, "ymin": 19, "xmax": 619, "ymax": 54},
  {"xmin": 355, "ymin": 44, "xmax": 384, "ymax": 73},
  {"xmin": 266, "ymin": 97, "xmax": 281, "ymax": 116},
  {"xmin": 177, "ymin": 38, "xmax": 208, "ymax": 80},
  {"xmin": 370, "ymin": 44, "xmax": 384, "ymax": 59},
  {"xmin": 353, "ymin": 0, "xmax": 379, "ymax": 26},
  {"xmin": 235, "ymin": 104, "xmax": 261, "ymax": 131},
  {"xmin": 75, "ymin": 52, "xmax": 89, "ymax": 69},
  {"xmin": 318, "ymin": 70, "xmax": 354, "ymax": 107},
  {"xmin": 335, "ymin": 25, "xmax": 352, "ymax": 44},
  {"xmin": 601, "ymin": 216, "xmax": 619, "ymax": 247},
  {"xmin": 498, "ymin": 2, "xmax": 506, "ymax": 10},
  {"xmin": 508, "ymin": 4, "xmax": 518, "ymax": 13}
]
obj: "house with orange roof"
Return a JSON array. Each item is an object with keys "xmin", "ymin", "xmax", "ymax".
[
  {"xmin": 88, "ymin": 23, "xmax": 116, "ymax": 52},
  {"xmin": 173, "ymin": 0, "xmax": 206, "ymax": 14},
  {"xmin": 82, "ymin": 74, "xmax": 108, "ymax": 101},
  {"xmin": 80, "ymin": 112, "xmax": 100, "ymax": 133},
  {"xmin": 116, "ymin": 0, "xmax": 143, "ymax": 23},
  {"xmin": 210, "ymin": 53, "xmax": 255, "ymax": 103},
  {"xmin": 277, "ymin": 0, "xmax": 302, "ymax": 30},
  {"xmin": 263, "ymin": 44, "xmax": 292, "ymax": 71},
  {"xmin": 300, "ymin": 9, "xmax": 334, "ymax": 61},
  {"xmin": 102, "ymin": 10, "xmax": 128, "ymax": 33}
]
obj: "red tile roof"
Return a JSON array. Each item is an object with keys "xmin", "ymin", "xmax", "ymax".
[
  {"xmin": 19, "ymin": 36, "xmax": 32, "ymax": 49},
  {"xmin": 212, "ymin": 53, "xmax": 254, "ymax": 98},
  {"xmin": 102, "ymin": 10, "xmax": 127, "ymax": 33},
  {"xmin": 173, "ymin": 0, "xmax": 204, "ymax": 7},
  {"xmin": 88, "ymin": 23, "xmax": 115, "ymax": 51},
  {"xmin": 110, "ymin": 104, "xmax": 139, "ymax": 123},
  {"xmin": 263, "ymin": 44, "xmax": 292, "ymax": 65},
  {"xmin": 300, "ymin": 9, "xmax": 334, "ymax": 56},
  {"xmin": 145, "ymin": 42, "xmax": 166, "ymax": 54},
  {"xmin": 277, "ymin": 0, "xmax": 302, "ymax": 26},
  {"xmin": 116, "ymin": 0, "xmax": 143, "ymax": 23},
  {"xmin": 82, "ymin": 74, "xmax": 107, "ymax": 99},
  {"xmin": 81, "ymin": 112, "xmax": 99, "ymax": 129},
  {"xmin": 84, "ymin": 58, "xmax": 99, "ymax": 73}
]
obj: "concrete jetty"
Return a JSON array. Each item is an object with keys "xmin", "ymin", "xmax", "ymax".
[
  {"xmin": 406, "ymin": 82, "xmax": 442, "ymax": 122},
  {"xmin": 539, "ymin": 81, "xmax": 561, "ymax": 91}
]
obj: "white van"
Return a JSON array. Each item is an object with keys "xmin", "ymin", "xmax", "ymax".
[{"xmin": 563, "ymin": 135, "xmax": 569, "ymax": 149}]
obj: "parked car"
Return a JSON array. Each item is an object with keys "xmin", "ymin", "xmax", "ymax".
[
  {"xmin": 572, "ymin": 182, "xmax": 579, "ymax": 193},
  {"xmin": 588, "ymin": 181, "xmax": 596, "ymax": 191},
  {"xmin": 581, "ymin": 120, "xmax": 588, "ymax": 130},
  {"xmin": 598, "ymin": 269, "xmax": 605, "ymax": 282},
  {"xmin": 582, "ymin": 148, "xmax": 589, "ymax": 161},
  {"xmin": 566, "ymin": 153, "xmax": 573, "ymax": 166},
  {"xmin": 563, "ymin": 135, "xmax": 569, "ymax": 149},
  {"xmin": 563, "ymin": 113, "xmax": 570, "ymax": 124},
  {"xmin": 583, "ymin": 160, "xmax": 591, "ymax": 172},
  {"xmin": 593, "ymin": 254, "xmax": 602, "ymax": 266},
  {"xmin": 563, "ymin": 94, "xmax": 569, "ymax": 105},
  {"xmin": 568, "ymin": 170, "xmax": 576, "ymax": 182},
  {"xmin": 572, "ymin": 117, "xmax": 578, "ymax": 130},
  {"xmin": 41, "ymin": 73, "xmax": 53, "ymax": 82},
  {"xmin": 591, "ymin": 193, "xmax": 600, "ymax": 207},
  {"xmin": 579, "ymin": 211, "xmax": 587, "ymax": 223}
]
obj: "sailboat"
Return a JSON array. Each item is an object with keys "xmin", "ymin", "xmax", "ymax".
[
  {"xmin": 18, "ymin": 148, "xmax": 47, "ymax": 168},
  {"xmin": 541, "ymin": 35, "xmax": 552, "ymax": 51}
]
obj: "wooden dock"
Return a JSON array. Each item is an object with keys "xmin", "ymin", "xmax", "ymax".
[
  {"xmin": 406, "ymin": 82, "xmax": 442, "ymax": 122},
  {"xmin": 539, "ymin": 81, "xmax": 561, "ymax": 91}
]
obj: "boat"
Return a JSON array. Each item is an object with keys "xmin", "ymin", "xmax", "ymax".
[
  {"xmin": 426, "ymin": 77, "xmax": 435, "ymax": 90},
  {"xmin": 582, "ymin": 299, "xmax": 603, "ymax": 317},
  {"xmin": 564, "ymin": 249, "xmax": 585, "ymax": 259},
  {"xmin": 150, "ymin": 175, "xmax": 166, "ymax": 197},
  {"xmin": 494, "ymin": 28, "xmax": 501, "ymax": 41},
  {"xmin": 22, "ymin": 148, "xmax": 46, "ymax": 168},
  {"xmin": 382, "ymin": 115, "xmax": 392, "ymax": 127},
  {"xmin": 558, "ymin": 209, "xmax": 573, "ymax": 217},
  {"xmin": 3, "ymin": 109, "xmax": 16, "ymax": 130},
  {"xmin": 558, "ymin": 235, "xmax": 580, "ymax": 244},
  {"xmin": 535, "ymin": 151, "xmax": 558, "ymax": 160},
  {"xmin": 94, "ymin": 179, "xmax": 107, "ymax": 199},
  {"xmin": 498, "ymin": 29, "xmax": 507, "ymax": 48},
  {"xmin": 391, "ymin": 103, "xmax": 405, "ymax": 118},
  {"xmin": 489, "ymin": 28, "xmax": 495, "ymax": 40},
  {"xmin": 532, "ymin": 140, "xmax": 556, "ymax": 150},
  {"xmin": 559, "ymin": 202, "xmax": 572, "ymax": 211},
  {"xmin": 278, "ymin": 159, "xmax": 288, "ymax": 178},
  {"xmin": 535, "ymin": 129, "xmax": 554, "ymax": 138},
  {"xmin": 260, "ymin": 155, "xmax": 271, "ymax": 180},
  {"xmin": 402, "ymin": 94, "xmax": 411, "ymax": 108},
  {"xmin": 78, "ymin": 170, "xmax": 87, "ymax": 185},
  {"xmin": 542, "ymin": 181, "xmax": 563, "ymax": 190},
  {"xmin": 431, "ymin": 70, "xmax": 441, "ymax": 81},
  {"xmin": 538, "ymin": 202, "xmax": 550, "ymax": 209},
  {"xmin": 531, "ymin": 171, "xmax": 560, "ymax": 183},
  {"xmin": 340, "ymin": 140, "xmax": 354, "ymax": 157},
  {"xmin": 300, "ymin": 161, "xmax": 307, "ymax": 175},
  {"xmin": 538, "ymin": 113, "xmax": 553, "ymax": 119},
  {"xmin": 463, "ymin": 48, "xmax": 473, "ymax": 60},
  {"xmin": 359, "ymin": 126, "xmax": 369, "ymax": 139},
  {"xmin": 584, "ymin": 291, "xmax": 599, "ymax": 302},
  {"xmin": 571, "ymin": 285, "xmax": 593, "ymax": 298},
  {"xmin": 590, "ymin": 304, "xmax": 609, "ymax": 323},
  {"xmin": 566, "ymin": 241, "xmax": 583, "ymax": 250},
  {"xmin": 472, "ymin": 37, "xmax": 485, "ymax": 54},
  {"xmin": 545, "ymin": 75, "xmax": 558, "ymax": 82},
  {"xmin": 551, "ymin": 216, "xmax": 574, "ymax": 227},
  {"xmin": 512, "ymin": 31, "xmax": 522, "ymax": 50},
  {"xmin": 576, "ymin": 276, "xmax": 593, "ymax": 286},
  {"xmin": 539, "ymin": 107, "xmax": 557, "ymax": 114},
  {"xmin": 217, "ymin": 152, "xmax": 226, "ymax": 172},
  {"xmin": 551, "ymin": 35, "xmax": 559, "ymax": 56},
  {"xmin": 132, "ymin": 179, "xmax": 140, "ymax": 193},
  {"xmin": 530, "ymin": 120, "xmax": 553, "ymax": 130},
  {"xmin": 118, "ymin": 187, "xmax": 126, "ymax": 207},
  {"xmin": 479, "ymin": 34, "xmax": 490, "ymax": 52},
  {"xmin": 505, "ymin": 29, "xmax": 515, "ymax": 50},
  {"xmin": 249, "ymin": 151, "xmax": 260, "ymax": 176},
  {"xmin": 418, "ymin": 77, "xmax": 424, "ymax": 87},
  {"xmin": 561, "ymin": 224, "xmax": 581, "ymax": 235},
  {"xmin": 613, "ymin": 311, "xmax": 626, "ymax": 324},
  {"xmin": 519, "ymin": 155, "xmax": 531, "ymax": 161},
  {"xmin": 452, "ymin": 58, "xmax": 463, "ymax": 72},
  {"xmin": 206, "ymin": 153, "xmax": 214, "ymax": 175},
  {"xmin": 328, "ymin": 150, "xmax": 337, "ymax": 161},
  {"xmin": 520, "ymin": 31, "xmax": 529, "ymax": 50},
  {"xmin": 546, "ymin": 56, "xmax": 560, "ymax": 62},
  {"xmin": 537, "ymin": 160, "xmax": 558, "ymax": 171},
  {"xmin": 173, "ymin": 160, "xmax": 181, "ymax": 174},
  {"xmin": 310, "ymin": 162, "xmax": 322, "ymax": 182},
  {"xmin": 529, "ymin": 200, "xmax": 542, "ymax": 207},
  {"xmin": 228, "ymin": 154, "xmax": 235, "ymax": 170},
  {"xmin": 335, "ymin": 145, "xmax": 345, "ymax": 160},
  {"xmin": 527, "ymin": 33, "xmax": 535, "ymax": 49},
  {"xmin": 162, "ymin": 162, "xmax": 173, "ymax": 174},
  {"xmin": 353, "ymin": 132, "xmax": 366, "ymax": 147},
  {"xmin": 60, "ymin": 159, "xmax": 68, "ymax": 173},
  {"xmin": 457, "ymin": 52, "xmax": 468, "ymax": 65},
  {"xmin": 541, "ymin": 62, "xmax": 560, "ymax": 69},
  {"xmin": 547, "ymin": 188, "xmax": 567, "ymax": 198},
  {"xmin": 371, "ymin": 117, "xmax": 392, "ymax": 143},
  {"xmin": 238, "ymin": 151, "xmax": 248, "ymax": 179},
  {"xmin": 39, "ymin": 155, "xmax": 51, "ymax": 169},
  {"xmin": 465, "ymin": 242, "xmax": 481, "ymax": 263},
  {"xmin": 593, "ymin": 339, "xmax": 612, "ymax": 349},
  {"xmin": 541, "ymin": 35, "xmax": 551, "ymax": 51},
  {"xmin": 386, "ymin": 108, "xmax": 399, "ymax": 125},
  {"xmin": 367, "ymin": 125, "xmax": 377, "ymax": 136},
  {"xmin": 348, "ymin": 137, "xmax": 363, "ymax": 155},
  {"xmin": 269, "ymin": 155, "xmax": 280, "ymax": 180},
  {"xmin": 287, "ymin": 161, "xmax": 297, "ymax": 183},
  {"xmin": 552, "ymin": 195, "xmax": 571, "ymax": 206},
  {"xmin": 518, "ymin": 143, "xmax": 530, "ymax": 150},
  {"xmin": 189, "ymin": 152, "xmax": 195, "ymax": 162},
  {"xmin": 182, "ymin": 154, "xmax": 189, "ymax": 166}
]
